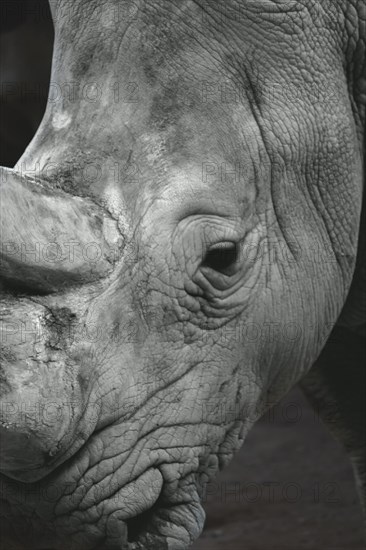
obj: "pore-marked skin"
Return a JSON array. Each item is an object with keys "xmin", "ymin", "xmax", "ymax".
[{"xmin": 0, "ymin": 1, "xmax": 365, "ymax": 548}]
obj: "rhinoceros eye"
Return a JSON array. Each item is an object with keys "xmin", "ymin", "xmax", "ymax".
[{"xmin": 203, "ymin": 241, "xmax": 239, "ymax": 275}]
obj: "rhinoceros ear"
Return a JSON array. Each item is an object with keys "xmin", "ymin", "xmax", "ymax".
[{"xmin": 0, "ymin": 167, "xmax": 124, "ymax": 294}]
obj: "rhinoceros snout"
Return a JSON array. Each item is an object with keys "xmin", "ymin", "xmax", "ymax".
[
  {"xmin": 0, "ymin": 166, "xmax": 125, "ymax": 479},
  {"xmin": 0, "ymin": 295, "xmax": 86, "ymax": 480}
]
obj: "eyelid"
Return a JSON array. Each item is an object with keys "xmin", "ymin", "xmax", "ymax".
[
  {"xmin": 207, "ymin": 241, "xmax": 237, "ymax": 251},
  {"xmin": 198, "ymin": 261, "xmax": 243, "ymax": 291}
]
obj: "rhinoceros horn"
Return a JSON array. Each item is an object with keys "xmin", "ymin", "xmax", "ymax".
[{"xmin": 0, "ymin": 167, "xmax": 123, "ymax": 293}]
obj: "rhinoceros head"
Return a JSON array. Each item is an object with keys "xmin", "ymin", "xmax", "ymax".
[{"xmin": 0, "ymin": 0, "xmax": 364, "ymax": 548}]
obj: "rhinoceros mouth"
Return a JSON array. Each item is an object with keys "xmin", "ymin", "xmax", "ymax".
[
  {"xmin": 92, "ymin": 463, "xmax": 205, "ymax": 550},
  {"xmin": 125, "ymin": 490, "xmax": 165, "ymax": 544},
  {"xmin": 1, "ymin": 446, "xmax": 205, "ymax": 550},
  {"xmin": 124, "ymin": 473, "xmax": 205, "ymax": 550}
]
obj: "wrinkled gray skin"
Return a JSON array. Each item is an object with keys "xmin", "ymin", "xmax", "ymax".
[{"xmin": 0, "ymin": 1, "xmax": 365, "ymax": 548}]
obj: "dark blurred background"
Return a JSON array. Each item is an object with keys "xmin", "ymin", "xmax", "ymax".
[
  {"xmin": 0, "ymin": 1, "xmax": 364, "ymax": 548},
  {"xmin": 0, "ymin": 0, "xmax": 53, "ymax": 167}
]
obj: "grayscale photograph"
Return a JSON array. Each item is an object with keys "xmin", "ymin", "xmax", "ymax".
[{"xmin": 0, "ymin": 1, "xmax": 365, "ymax": 549}]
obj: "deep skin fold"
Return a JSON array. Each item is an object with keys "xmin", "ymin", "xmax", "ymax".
[{"xmin": 0, "ymin": 0, "xmax": 365, "ymax": 549}]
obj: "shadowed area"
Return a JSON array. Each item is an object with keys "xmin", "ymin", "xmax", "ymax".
[
  {"xmin": 193, "ymin": 387, "xmax": 365, "ymax": 550},
  {"xmin": 0, "ymin": 0, "xmax": 53, "ymax": 167}
]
